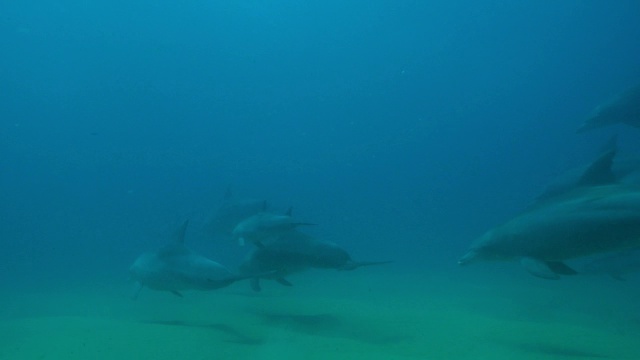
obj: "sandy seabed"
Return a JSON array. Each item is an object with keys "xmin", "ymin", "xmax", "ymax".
[{"xmin": 1, "ymin": 268, "xmax": 639, "ymax": 360}]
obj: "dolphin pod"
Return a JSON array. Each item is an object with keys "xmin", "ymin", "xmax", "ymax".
[
  {"xmin": 131, "ymin": 81, "xmax": 640, "ymax": 298},
  {"xmin": 459, "ymin": 81, "xmax": 640, "ymax": 280},
  {"xmin": 459, "ymin": 129, "xmax": 640, "ymax": 279},
  {"xmin": 130, "ymin": 189, "xmax": 388, "ymax": 298}
]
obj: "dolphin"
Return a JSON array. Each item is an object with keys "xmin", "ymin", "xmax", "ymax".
[
  {"xmin": 205, "ymin": 187, "xmax": 268, "ymax": 238},
  {"xmin": 232, "ymin": 208, "xmax": 315, "ymax": 247},
  {"xmin": 578, "ymin": 249, "xmax": 640, "ymax": 281},
  {"xmin": 238, "ymin": 230, "xmax": 391, "ymax": 291},
  {"xmin": 577, "ymin": 84, "xmax": 640, "ymax": 133},
  {"xmin": 459, "ymin": 184, "xmax": 640, "ymax": 279},
  {"xmin": 129, "ymin": 220, "xmax": 250, "ymax": 298},
  {"xmin": 537, "ymin": 136, "xmax": 640, "ymax": 201}
]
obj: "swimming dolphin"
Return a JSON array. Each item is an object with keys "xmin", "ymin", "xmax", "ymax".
[
  {"xmin": 129, "ymin": 220, "xmax": 250, "ymax": 298},
  {"xmin": 238, "ymin": 230, "xmax": 391, "ymax": 291},
  {"xmin": 577, "ymin": 84, "xmax": 640, "ymax": 133},
  {"xmin": 232, "ymin": 208, "xmax": 315, "ymax": 247},
  {"xmin": 578, "ymin": 249, "xmax": 640, "ymax": 281},
  {"xmin": 205, "ymin": 187, "xmax": 268, "ymax": 238},
  {"xmin": 537, "ymin": 136, "xmax": 640, "ymax": 201},
  {"xmin": 459, "ymin": 184, "xmax": 640, "ymax": 279}
]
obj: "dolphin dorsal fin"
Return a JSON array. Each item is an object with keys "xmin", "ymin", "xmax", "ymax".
[
  {"xmin": 170, "ymin": 220, "xmax": 189, "ymax": 244},
  {"xmin": 577, "ymin": 149, "xmax": 617, "ymax": 187}
]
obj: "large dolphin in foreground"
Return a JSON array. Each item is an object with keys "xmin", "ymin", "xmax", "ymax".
[
  {"xmin": 459, "ymin": 184, "xmax": 640, "ymax": 279},
  {"xmin": 577, "ymin": 84, "xmax": 640, "ymax": 133},
  {"xmin": 238, "ymin": 230, "xmax": 391, "ymax": 291},
  {"xmin": 129, "ymin": 221, "xmax": 250, "ymax": 298}
]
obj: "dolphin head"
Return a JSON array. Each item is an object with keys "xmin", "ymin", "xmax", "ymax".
[{"xmin": 458, "ymin": 229, "xmax": 513, "ymax": 266}]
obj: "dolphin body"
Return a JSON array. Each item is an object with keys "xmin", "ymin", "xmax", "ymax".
[
  {"xmin": 232, "ymin": 209, "xmax": 314, "ymax": 247},
  {"xmin": 577, "ymin": 84, "xmax": 640, "ymax": 133},
  {"xmin": 238, "ymin": 230, "xmax": 390, "ymax": 291},
  {"xmin": 459, "ymin": 184, "xmax": 640, "ymax": 279},
  {"xmin": 206, "ymin": 188, "xmax": 268, "ymax": 238},
  {"xmin": 129, "ymin": 221, "xmax": 248, "ymax": 298}
]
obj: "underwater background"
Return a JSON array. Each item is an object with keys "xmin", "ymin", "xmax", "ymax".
[{"xmin": 2, "ymin": 1, "xmax": 640, "ymax": 359}]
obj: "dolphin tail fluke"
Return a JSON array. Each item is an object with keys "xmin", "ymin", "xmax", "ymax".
[{"xmin": 340, "ymin": 260, "xmax": 393, "ymax": 271}]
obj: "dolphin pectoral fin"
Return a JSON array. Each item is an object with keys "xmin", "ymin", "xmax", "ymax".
[
  {"xmin": 276, "ymin": 278, "xmax": 293, "ymax": 287},
  {"xmin": 250, "ymin": 278, "xmax": 261, "ymax": 292},
  {"xmin": 131, "ymin": 282, "xmax": 143, "ymax": 300},
  {"xmin": 520, "ymin": 257, "xmax": 560, "ymax": 280},
  {"xmin": 170, "ymin": 290, "xmax": 184, "ymax": 298}
]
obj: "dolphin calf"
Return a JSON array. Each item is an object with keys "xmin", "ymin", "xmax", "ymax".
[
  {"xmin": 459, "ymin": 184, "xmax": 640, "ymax": 279},
  {"xmin": 205, "ymin": 187, "xmax": 268, "ymax": 238},
  {"xmin": 577, "ymin": 84, "xmax": 640, "ymax": 133},
  {"xmin": 129, "ymin": 220, "xmax": 249, "ymax": 298},
  {"xmin": 232, "ymin": 208, "xmax": 315, "ymax": 247},
  {"xmin": 238, "ymin": 230, "xmax": 390, "ymax": 291}
]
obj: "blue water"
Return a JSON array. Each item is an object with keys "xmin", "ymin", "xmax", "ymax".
[{"xmin": 2, "ymin": 0, "xmax": 640, "ymax": 317}]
